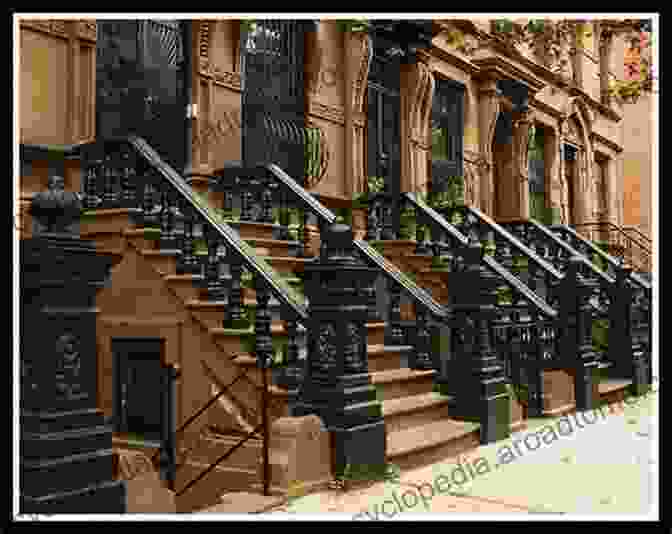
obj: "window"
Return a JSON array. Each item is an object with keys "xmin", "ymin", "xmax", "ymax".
[
  {"xmin": 430, "ymin": 78, "xmax": 464, "ymax": 192},
  {"xmin": 528, "ymin": 127, "xmax": 547, "ymax": 222}
]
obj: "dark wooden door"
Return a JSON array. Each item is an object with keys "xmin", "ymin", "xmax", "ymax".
[
  {"xmin": 96, "ymin": 20, "xmax": 185, "ymax": 171},
  {"xmin": 112, "ymin": 338, "xmax": 165, "ymax": 441},
  {"xmin": 367, "ymin": 38, "xmax": 401, "ymax": 195}
]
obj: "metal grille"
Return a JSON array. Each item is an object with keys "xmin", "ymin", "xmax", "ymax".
[
  {"xmin": 147, "ymin": 20, "xmax": 183, "ymax": 67},
  {"xmin": 242, "ymin": 20, "xmax": 306, "ymax": 182}
]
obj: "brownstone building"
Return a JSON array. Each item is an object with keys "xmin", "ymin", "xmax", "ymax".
[{"xmin": 17, "ymin": 16, "xmax": 654, "ymax": 514}]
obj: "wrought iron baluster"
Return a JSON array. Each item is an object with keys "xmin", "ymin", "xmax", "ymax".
[
  {"xmin": 101, "ymin": 152, "xmax": 121, "ymax": 208},
  {"xmin": 366, "ymin": 198, "xmax": 379, "ymax": 241},
  {"xmin": 381, "ymin": 195, "xmax": 395, "ymax": 240},
  {"xmin": 227, "ymin": 259, "xmax": 246, "ymax": 328},
  {"xmin": 254, "ymin": 276, "xmax": 274, "ymax": 369},
  {"xmin": 412, "ymin": 304, "xmax": 433, "ymax": 370},
  {"xmin": 260, "ymin": 177, "xmax": 275, "ymax": 224},
  {"xmin": 385, "ymin": 278, "xmax": 404, "ymax": 346},
  {"xmin": 201, "ymin": 225, "xmax": 225, "ymax": 300},
  {"xmin": 176, "ymin": 201, "xmax": 200, "ymax": 275},
  {"xmin": 119, "ymin": 148, "xmax": 138, "ymax": 207}
]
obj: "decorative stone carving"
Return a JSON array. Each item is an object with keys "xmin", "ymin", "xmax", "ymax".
[
  {"xmin": 198, "ymin": 21, "xmax": 212, "ymax": 72},
  {"xmin": 463, "ymin": 158, "xmax": 480, "ymax": 207},
  {"xmin": 403, "ymin": 59, "xmax": 434, "ymax": 192},
  {"xmin": 76, "ymin": 20, "xmax": 96, "ymax": 41},
  {"xmin": 212, "ymin": 69, "xmax": 242, "ymax": 91},
  {"xmin": 344, "ymin": 31, "xmax": 373, "ymax": 196},
  {"xmin": 343, "ymin": 323, "xmax": 364, "ymax": 373},
  {"xmin": 305, "ymin": 29, "xmax": 325, "ymax": 96},
  {"xmin": 308, "ymin": 101, "xmax": 345, "ymax": 125},
  {"xmin": 21, "ymin": 19, "xmax": 69, "ymax": 38},
  {"xmin": 478, "ymin": 78, "xmax": 502, "ymax": 215}
]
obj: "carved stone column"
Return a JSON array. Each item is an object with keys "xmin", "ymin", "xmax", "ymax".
[
  {"xmin": 401, "ymin": 57, "xmax": 434, "ymax": 193},
  {"xmin": 477, "ymin": 78, "xmax": 502, "ymax": 216},
  {"xmin": 511, "ymin": 108, "xmax": 535, "ymax": 220},
  {"xmin": 545, "ymin": 125, "xmax": 562, "ymax": 224},
  {"xmin": 344, "ymin": 31, "xmax": 372, "ymax": 199}
]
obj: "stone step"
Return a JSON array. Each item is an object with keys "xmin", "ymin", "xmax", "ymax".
[
  {"xmin": 180, "ymin": 433, "xmax": 263, "ymax": 471},
  {"xmin": 371, "ymin": 368, "xmax": 437, "ymax": 401},
  {"xmin": 386, "ymin": 418, "xmax": 481, "ymax": 471},
  {"xmin": 366, "ymin": 344, "xmax": 414, "ymax": 372},
  {"xmin": 227, "ymin": 220, "xmax": 281, "ymax": 241},
  {"xmin": 175, "ymin": 462, "xmax": 261, "ymax": 513},
  {"xmin": 244, "ymin": 237, "xmax": 301, "ymax": 258},
  {"xmin": 366, "ymin": 322, "xmax": 387, "ymax": 346},
  {"xmin": 382, "ymin": 392, "xmax": 452, "ymax": 433}
]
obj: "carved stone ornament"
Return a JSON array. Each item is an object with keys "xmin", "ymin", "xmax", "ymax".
[
  {"xmin": 343, "ymin": 323, "xmax": 364, "ymax": 373},
  {"xmin": 30, "ymin": 175, "xmax": 83, "ymax": 235}
]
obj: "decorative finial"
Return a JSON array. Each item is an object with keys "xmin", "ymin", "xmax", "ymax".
[{"xmin": 30, "ymin": 175, "xmax": 83, "ymax": 236}]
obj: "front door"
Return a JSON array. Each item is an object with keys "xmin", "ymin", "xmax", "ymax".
[
  {"xmin": 96, "ymin": 20, "xmax": 185, "ymax": 171},
  {"xmin": 112, "ymin": 338, "xmax": 165, "ymax": 442}
]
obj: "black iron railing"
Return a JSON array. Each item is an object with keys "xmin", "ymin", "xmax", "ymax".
[
  {"xmin": 400, "ymin": 194, "xmax": 563, "ymax": 416},
  {"xmin": 81, "ymin": 135, "xmax": 313, "ymax": 497},
  {"xmin": 574, "ymin": 221, "xmax": 652, "ymax": 273},
  {"xmin": 550, "ymin": 223, "xmax": 652, "ymax": 387}
]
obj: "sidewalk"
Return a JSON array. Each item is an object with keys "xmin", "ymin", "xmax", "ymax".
[{"xmin": 267, "ymin": 386, "xmax": 658, "ymax": 518}]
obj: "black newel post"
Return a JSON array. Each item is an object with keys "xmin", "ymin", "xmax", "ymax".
[
  {"xmin": 441, "ymin": 242, "xmax": 511, "ymax": 444},
  {"xmin": 563, "ymin": 257, "xmax": 599, "ymax": 412},
  {"xmin": 159, "ymin": 364, "xmax": 180, "ymax": 492},
  {"xmin": 20, "ymin": 176, "xmax": 127, "ymax": 513},
  {"xmin": 294, "ymin": 223, "xmax": 386, "ymax": 477}
]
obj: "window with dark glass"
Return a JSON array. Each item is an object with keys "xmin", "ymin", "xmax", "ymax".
[
  {"xmin": 430, "ymin": 79, "xmax": 464, "ymax": 193},
  {"xmin": 528, "ymin": 127, "xmax": 547, "ymax": 222}
]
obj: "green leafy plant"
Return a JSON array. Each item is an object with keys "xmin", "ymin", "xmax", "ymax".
[
  {"xmin": 592, "ymin": 318, "xmax": 609, "ymax": 353},
  {"xmin": 353, "ymin": 176, "xmax": 386, "ymax": 208},
  {"xmin": 336, "ymin": 19, "xmax": 371, "ymax": 33},
  {"xmin": 304, "ymin": 127, "xmax": 322, "ymax": 179},
  {"xmin": 240, "ymin": 20, "xmax": 257, "ymax": 33},
  {"xmin": 333, "ymin": 462, "xmax": 401, "ymax": 490}
]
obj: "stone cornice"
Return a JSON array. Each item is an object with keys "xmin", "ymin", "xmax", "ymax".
[
  {"xmin": 308, "ymin": 100, "xmax": 346, "ymax": 126},
  {"xmin": 529, "ymin": 97, "xmax": 565, "ymax": 121},
  {"xmin": 471, "ymin": 52, "xmax": 546, "ymax": 94},
  {"xmin": 429, "ymin": 43, "xmax": 481, "ymax": 75},
  {"xmin": 589, "ymin": 131, "xmax": 623, "ymax": 153},
  {"xmin": 567, "ymin": 85, "xmax": 622, "ymax": 123}
]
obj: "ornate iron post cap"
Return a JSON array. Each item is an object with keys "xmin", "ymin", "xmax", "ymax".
[
  {"xmin": 30, "ymin": 175, "xmax": 83, "ymax": 237},
  {"xmin": 322, "ymin": 222, "xmax": 357, "ymax": 264}
]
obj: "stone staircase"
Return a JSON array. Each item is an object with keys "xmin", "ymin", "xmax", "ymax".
[{"xmin": 76, "ymin": 170, "xmax": 481, "ymax": 511}]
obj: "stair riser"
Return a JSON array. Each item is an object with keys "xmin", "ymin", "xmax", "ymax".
[
  {"xmin": 80, "ymin": 232, "xmax": 126, "ymax": 253},
  {"xmin": 366, "ymin": 326, "xmax": 386, "ymax": 347},
  {"xmin": 80, "ymin": 209, "xmax": 135, "ymax": 235},
  {"xmin": 265, "ymin": 258, "xmax": 306, "ymax": 277},
  {"xmin": 245, "ymin": 241, "xmax": 297, "ymax": 257},
  {"xmin": 184, "ymin": 438, "xmax": 262, "ymax": 470},
  {"xmin": 367, "ymin": 350, "xmax": 408, "ymax": 372},
  {"xmin": 384, "ymin": 404, "xmax": 450, "ymax": 434},
  {"xmin": 22, "ymin": 452, "xmax": 116, "ymax": 497},
  {"xmin": 175, "ymin": 464, "xmax": 260, "ymax": 512},
  {"xmin": 375, "ymin": 376, "xmax": 435, "ymax": 402},
  {"xmin": 231, "ymin": 222, "xmax": 277, "ymax": 241},
  {"xmin": 387, "ymin": 431, "xmax": 480, "ymax": 471}
]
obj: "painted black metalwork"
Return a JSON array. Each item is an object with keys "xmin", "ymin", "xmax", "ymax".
[
  {"xmin": 241, "ymin": 20, "xmax": 308, "ymax": 183},
  {"xmin": 96, "ymin": 20, "xmax": 186, "ymax": 171}
]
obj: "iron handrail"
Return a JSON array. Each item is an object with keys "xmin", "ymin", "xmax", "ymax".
[
  {"xmin": 354, "ymin": 239, "xmax": 448, "ymax": 320},
  {"xmin": 455, "ymin": 205, "xmax": 564, "ymax": 282},
  {"xmin": 551, "ymin": 224, "xmax": 651, "ymax": 292},
  {"xmin": 507, "ymin": 218, "xmax": 616, "ymax": 288},
  {"xmin": 575, "ymin": 221, "xmax": 651, "ymax": 254},
  {"xmin": 124, "ymin": 135, "xmax": 309, "ymax": 323},
  {"xmin": 621, "ymin": 225, "xmax": 652, "ymax": 249},
  {"xmin": 403, "ymin": 194, "xmax": 557, "ymax": 319}
]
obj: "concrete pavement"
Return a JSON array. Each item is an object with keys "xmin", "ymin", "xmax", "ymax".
[{"xmin": 264, "ymin": 385, "xmax": 658, "ymax": 518}]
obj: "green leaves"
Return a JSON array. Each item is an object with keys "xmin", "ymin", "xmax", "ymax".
[{"xmin": 336, "ymin": 19, "xmax": 371, "ymax": 33}]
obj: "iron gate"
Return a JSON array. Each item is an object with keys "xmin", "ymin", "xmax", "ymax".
[
  {"xmin": 96, "ymin": 20, "xmax": 185, "ymax": 171},
  {"xmin": 241, "ymin": 20, "xmax": 307, "ymax": 182}
]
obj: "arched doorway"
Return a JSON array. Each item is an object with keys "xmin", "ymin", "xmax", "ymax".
[
  {"xmin": 561, "ymin": 116, "xmax": 586, "ymax": 225},
  {"xmin": 492, "ymin": 109, "xmax": 514, "ymax": 220},
  {"xmin": 96, "ymin": 20, "xmax": 186, "ymax": 171}
]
